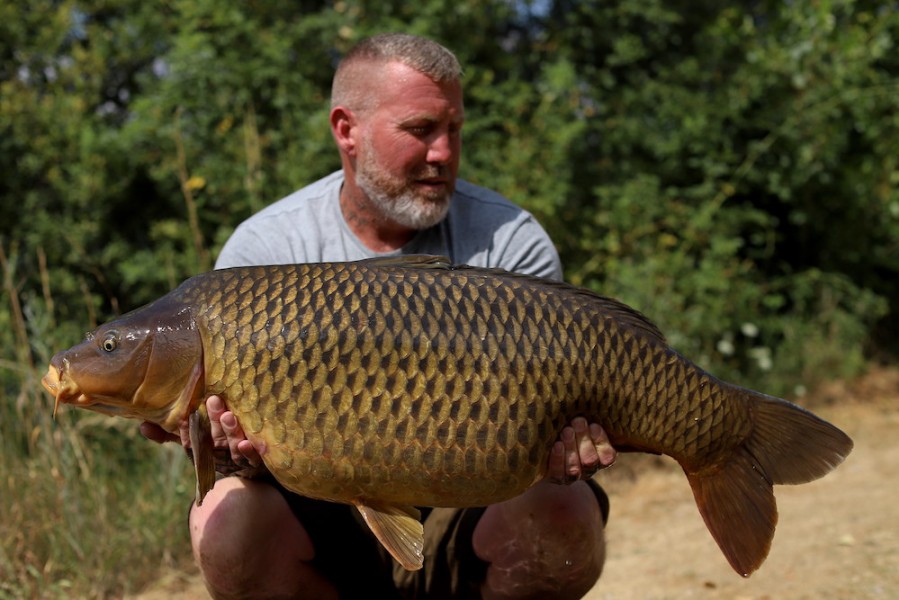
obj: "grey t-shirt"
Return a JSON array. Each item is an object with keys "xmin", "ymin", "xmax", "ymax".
[{"xmin": 216, "ymin": 170, "xmax": 562, "ymax": 280}]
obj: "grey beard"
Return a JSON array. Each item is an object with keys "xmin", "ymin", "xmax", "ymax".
[
  {"xmin": 364, "ymin": 186, "xmax": 450, "ymax": 230},
  {"xmin": 356, "ymin": 169, "xmax": 451, "ymax": 231}
]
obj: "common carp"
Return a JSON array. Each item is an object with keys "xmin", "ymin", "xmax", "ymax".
[{"xmin": 42, "ymin": 255, "xmax": 852, "ymax": 575}]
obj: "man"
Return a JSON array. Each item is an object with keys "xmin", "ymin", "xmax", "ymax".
[{"xmin": 144, "ymin": 33, "xmax": 616, "ymax": 599}]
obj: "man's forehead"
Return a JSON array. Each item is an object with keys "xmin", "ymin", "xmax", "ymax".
[
  {"xmin": 370, "ymin": 62, "xmax": 463, "ymax": 114},
  {"xmin": 389, "ymin": 97, "xmax": 465, "ymax": 124},
  {"xmin": 379, "ymin": 60, "xmax": 458, "ymax": 88}
]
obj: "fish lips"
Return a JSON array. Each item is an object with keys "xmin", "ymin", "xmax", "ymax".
[{"xmin": 42, "ymin": 359, "xmax": 90, "ymax": 417}]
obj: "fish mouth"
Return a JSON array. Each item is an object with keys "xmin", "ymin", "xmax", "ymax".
[{"xmin": 42, "ymin": 362, "xmax": 88, "ymax": 418}]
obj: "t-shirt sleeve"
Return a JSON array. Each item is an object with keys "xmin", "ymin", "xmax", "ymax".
[
  {"xmin": 495, "ymin": 215, "xmax": 563, "ymax": 281},
  {"xmin": 214, "ymin": 220, "xmax": 298, "ymax": 269},
  {"xmin": 213, "ymin": 171, "xmax": 342, "ymax": 270}
]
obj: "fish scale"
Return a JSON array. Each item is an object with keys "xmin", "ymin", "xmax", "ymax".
[
  {"xmin": 191, "ymin": 262, "xmax": 699, "ymax": 499},
  {"xmin": 43, "ymin": 255, "xmax": 852, "ymax": 575}
]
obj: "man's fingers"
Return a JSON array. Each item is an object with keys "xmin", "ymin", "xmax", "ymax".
[
  {"xmin": 573, "ymin": 417, "xmax": 601, "ymax": 475},
  {"xmin": 139, "ymin": 421, "xmax": 178, "ymax": 444},
  {"xmin": 237, "ymin": 439, "xmax": 262, "ymax": 467},
  {"xmin": 206, "ymin": 394, "xmax": 226, "ymax": 417},
  {"xmin": 562, "ymin": 426, "xmax": 582, "ymax": 481},
  {"xmin": 143, "ymin": 395, "xmax": 265, "ymax": 472},
  {"xmin": 220, "ymin": 409, "xmax": 262, "ymax": 467},
  {"xmin": 588, "ymin": 422, "xmax": 617, "ymax": 469},
  {"xmin": 206, "ymin": 395, "xmax": 229, "ymax": 445},
  {"xmin": 547, "ymin": 440, "xmax": 572, "ymax": 484},
  {"xmin": 219, "ymin": 409, "xmax": 244, "ymax": 462},
  {"xmin": 545, "ymin": 419, "xmax": 617, "ymax": 485}
]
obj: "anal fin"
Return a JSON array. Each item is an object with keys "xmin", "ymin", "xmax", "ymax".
[
  {"xmin": 685, "ymin": 449, "xmax": 777, "ymax": 577},
  {"xmin": 189, "ymin": 403, "xmax": 216, "ymax": 506},
  {"xmin": 355, "ymin": 502, "xmax": 424, "ymax": 571}
]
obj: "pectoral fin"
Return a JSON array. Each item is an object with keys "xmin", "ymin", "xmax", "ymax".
[
  {"xmin": 355, "ymin": 502, "xmax": 424, "ymax": 570},
  {"xmin": 189, "ymin": 403, "xmax": 216, "ymax": 506}
]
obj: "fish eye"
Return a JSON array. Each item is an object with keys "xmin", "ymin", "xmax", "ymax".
[{"xmin": 101, "ymin": 332, "xmax": 118, "ymax": 352}]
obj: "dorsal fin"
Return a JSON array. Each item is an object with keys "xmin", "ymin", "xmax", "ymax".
[
  {"xmin": 447, "ymin": 262, "xmax": 668, "ymax": 343},
  {"xmin": 356, "ymin": 255, "xmax": 452, "ymax": 269},
  {"xmin": 358, "ymin": 254, "xmax": 667, "ymax": 343},
  {"xmin": 581, "ymin": 292, "xmax": 667, "ymax": 343}
]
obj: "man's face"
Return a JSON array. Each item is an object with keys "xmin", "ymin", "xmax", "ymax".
[{"xmin": 354, "ymin": 62, "xmax": 464, "ymax": 230}]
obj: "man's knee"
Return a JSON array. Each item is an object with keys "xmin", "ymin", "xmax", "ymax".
[
  {"xmin": 188, "ymin": 477, "xmax": 326, "ymax": 598},
  {"xmin": 473, "ymin": 481, "xmax": 607, "ymax": 599}
]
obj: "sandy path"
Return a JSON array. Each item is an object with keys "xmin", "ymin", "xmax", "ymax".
[{"xmin": 587, "ymin": 367, "xmax": 899, "ymax": 599}]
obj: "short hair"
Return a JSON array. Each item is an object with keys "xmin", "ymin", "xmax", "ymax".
[{"xmin": 331, "ymin": 33, "xmax": 463, "ymax": 111}]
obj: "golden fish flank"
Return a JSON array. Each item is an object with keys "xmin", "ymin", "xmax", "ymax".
[{"xmin": 42, "ymin": 255, "xmax": 853, "ymax": 575}]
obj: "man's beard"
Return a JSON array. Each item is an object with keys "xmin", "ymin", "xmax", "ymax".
[{"xmin": 355, "ymin": 141, "xmax": 453, "ymax": 231}]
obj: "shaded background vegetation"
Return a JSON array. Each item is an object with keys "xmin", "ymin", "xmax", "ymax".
[{"xmin": 1, "ymin": 1, "xmax": 897, "ymax": 597}]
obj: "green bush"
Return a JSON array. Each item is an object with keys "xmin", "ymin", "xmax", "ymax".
[{"xmin": 1, "ymin": 1, "xmax": 896, "ymax": 595}]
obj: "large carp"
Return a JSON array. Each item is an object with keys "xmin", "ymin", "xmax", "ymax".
[{"xmin": 42, "ymin": 256, "xmax": 852, "ymax": 575}]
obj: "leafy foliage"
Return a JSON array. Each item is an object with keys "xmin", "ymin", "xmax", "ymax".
[{"xmin": 1, "ymin": 0, "xmax": 897, "ymax": 595}]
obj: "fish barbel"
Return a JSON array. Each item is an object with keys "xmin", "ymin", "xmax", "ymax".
[{"xmin": 41, "ymin": 255, "xmax": 853, "ymax": 574}]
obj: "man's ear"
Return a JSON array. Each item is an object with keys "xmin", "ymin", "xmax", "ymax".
[{"xmin": 330, "ymin": 106, "xmax": 357, "ymax": 156}]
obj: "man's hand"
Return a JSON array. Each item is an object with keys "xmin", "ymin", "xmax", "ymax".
[
  {"xmin": 139, "ymin": 421, "xmax": 179, "ymax": 444},
  {"xmin": 139, "ymin": 395, "xmax": 263, "ymax": 473},
  {"xmin": 546, "ymin": 417, "xmax": 616, "ymax": 484},
  {"xmin": 204, "ymin": 395, "xmax": 262, "ymax": 469}
]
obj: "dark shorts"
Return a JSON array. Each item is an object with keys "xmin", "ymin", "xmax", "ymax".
[{"xmin": 273, "ymin": 480, "xmax": 610, "ymax": 599}]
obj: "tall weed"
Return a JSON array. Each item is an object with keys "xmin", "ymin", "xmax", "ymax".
[{"xmin": 1, "ymin": 247, "xmax": 194, "ymax": 599}]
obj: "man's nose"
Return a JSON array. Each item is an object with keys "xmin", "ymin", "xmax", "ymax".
[{"xmin": 426, "ymin": 131, "xmax": 456, "ymax": 164}]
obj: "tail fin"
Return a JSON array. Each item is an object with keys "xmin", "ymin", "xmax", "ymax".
[{"xmin": 684, "ymin": 390, "xmax": 853, "ymax": 577}]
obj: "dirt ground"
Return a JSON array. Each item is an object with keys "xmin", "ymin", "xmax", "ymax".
[
  {"xmin": 592, "ymin": 365, "xmax": 899, "ymax": 600},
  {"xmin": 131, "ymin": 367, "xmax": 899, "ymax": 600}
]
